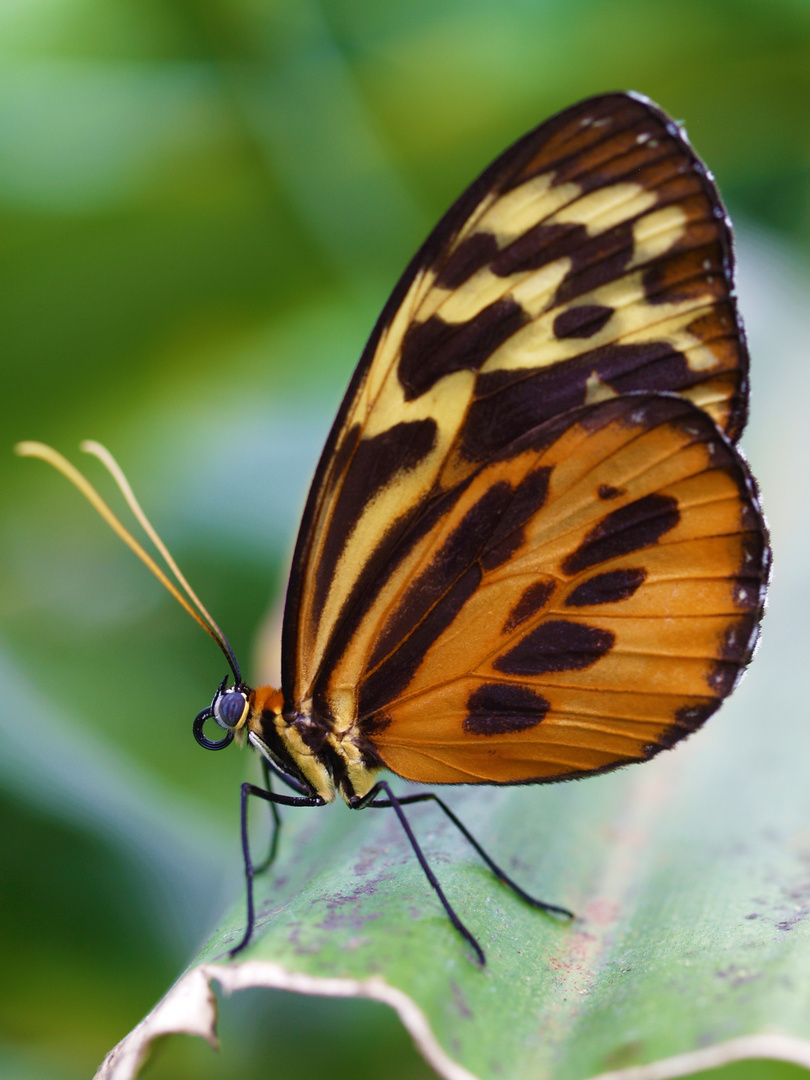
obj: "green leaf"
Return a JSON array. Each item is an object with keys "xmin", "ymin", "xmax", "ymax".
[{"xmin": 95, "ymin": 615, "xmax": 810, "ymax": 1080}]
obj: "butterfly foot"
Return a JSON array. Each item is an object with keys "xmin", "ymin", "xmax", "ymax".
[{"xmin": 529, "ymin": 898, "xmax": 575, "ymax": 920}]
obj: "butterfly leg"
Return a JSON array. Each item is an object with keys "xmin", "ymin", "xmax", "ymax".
[
  {"xmin": 246, "ymin": 756, "xmax": 315, "ymax": 874},
  {"xmin": 231, "ymin": 783, "xmax": 325, "ymax": 957},
  {"xmin": 375, "ymin": 791, "xmax": 573, "ymax": 919},
  {"xmin": 251, "ymin": 760, "xmax": 282, "ymax": 875},
  {"xmin": 357, "ymin": 780, "xmax": 486, "ymax": 965}
]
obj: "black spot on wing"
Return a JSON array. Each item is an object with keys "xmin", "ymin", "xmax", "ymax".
[
  {"xmin": 398, "ymin": 300, "xmax": 528, "ymax": 401},
  {"xmin": 554, "ymin": 304, "xmax": 613, "ymax": 339},
  {"xmin": 562, "ymin": 494, "xmax": 680, "ymax": 577},
  {"xmin": 590, "ymin": 342, "xmax": 697, "ymax": 394},
  {"xmin": 358, "ymin": 564, "xmax": 481, "ymax": 719},
  {"xmin": 437, "ymin": 232, "xmax": 500, "ymax": 288},
  {"xmin": 463, "ymin": 341, "xmax": 693, "ymax": 463},
  {"xmin": 313, "ymin": 418, "xmax": 437, "ymax": 616},
  {"xmin": 596, "ymin": 390, "xmax": 698, "ymax": 433},
  {"xmin": 598, "ymin": 484, "xmax": 622, "ymax": 500},
  {"xmin": 494, "ymin": 619, "xmax": 614, "ymax": 676},
  {"xmin": 655, "ymin": 701, "xmax": 720, "ymax": 751},
  {"xmin": 503, "ymin": 579, "xmax": 555, "ymax": 633},
  {"xmin": 463, "ymin": 683, "xmax": 549, "ymax": 735},
  {"xmin": 491, "ymin": 222, "xmax": 580, "ymax": 275},
  {"xmin": 480, "ymin": 466, "xmax": 552, "ymax": 571},
  {"xmin": 552, "ymin": 222, "xmax": 635, "ymax": 305},
  {"xmin": 566, "ymin": 567, "xmax": 647, "ymax": 607}
]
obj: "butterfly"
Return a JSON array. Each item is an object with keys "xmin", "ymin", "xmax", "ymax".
[{"xmin": 18, "ymin": 91, "xmax": 769, "ymax": 965}]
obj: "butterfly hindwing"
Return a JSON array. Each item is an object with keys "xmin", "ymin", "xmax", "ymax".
[
  {"xmin": 356, "ymin": 394, "xmax": 767, "ymax": 783},
  {"xmin": 279, "ymin": 93, "xmax": 763, "ymax": 785}
]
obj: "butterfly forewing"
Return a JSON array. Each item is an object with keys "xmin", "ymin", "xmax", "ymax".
[{"xmin": 280, "ymin": 93, "xmax": 763, "ymax": 785}]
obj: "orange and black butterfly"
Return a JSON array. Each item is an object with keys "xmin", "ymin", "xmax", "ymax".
[{"xmin": 18, "ymin": 92, "xmax": 769, "ymax": 964}]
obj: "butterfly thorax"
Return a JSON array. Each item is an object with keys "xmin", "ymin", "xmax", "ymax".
[{"xmin": 245, "ymin": 684, "xmax": 380, "ymax": 805}]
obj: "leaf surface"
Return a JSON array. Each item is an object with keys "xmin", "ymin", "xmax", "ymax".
[{"xmin": 96, "ymin": 627, "xmax": 810, "ymax": 1080}]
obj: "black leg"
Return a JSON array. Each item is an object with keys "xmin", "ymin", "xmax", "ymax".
[
  {"xmin": 357, "ymin": 780, "xmax": 486, "ymax": 965},
  {"xmin": 368, "ymin": 791, "xmax": 573, "ymax": 920},
  {"xmin": 247, "ymin": 734, "xmax": 314, "ymax": 796},
  {"xmin": 230, "ymin": 783, "xmax": 325, "ymax": 957},
  {"xmin": 252, "ymin": 760, "xmax": 282, "ymax": 875}
]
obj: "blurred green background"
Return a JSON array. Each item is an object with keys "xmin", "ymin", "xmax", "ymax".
[{"xmin": 3, "ymin": 1, "xmax": 810, "ymax": 1078}]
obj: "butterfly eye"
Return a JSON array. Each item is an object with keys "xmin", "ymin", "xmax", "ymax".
[{"xmin": 214, "ymin": 689, "xmax": 249, "ymax": 730}]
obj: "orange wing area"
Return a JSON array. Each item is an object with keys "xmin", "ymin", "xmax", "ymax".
[
  {"xmin": 282, "ymin": 92, "xmax": 750, "ymax": 713},
  {"xmin": 346, "ymin": 395, "xmax": 768, "ymax": 784}
]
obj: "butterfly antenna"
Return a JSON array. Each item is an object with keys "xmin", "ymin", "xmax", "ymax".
[
  {"xmin": 14, "ymin": 441, "xmax": 241, "ymax": 684},
  {"xmin": 79, "ymin": 441, "xmax": 236, "ymax": 658}
]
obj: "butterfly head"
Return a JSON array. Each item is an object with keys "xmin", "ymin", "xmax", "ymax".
[
  {"xmin": 193, "ymin": 677, "xmax": 250, "ymax": 750},
  {"xmin": 191, "ymin": 678, "xmax": 338, "ymax": 802}
]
